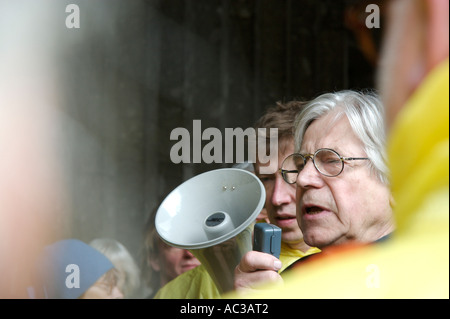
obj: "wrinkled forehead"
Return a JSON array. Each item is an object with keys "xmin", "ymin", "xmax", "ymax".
[
  {"xmin": 295, "ymin": 107, "xmax": 344, "ymax": 151},
  {"xmin": 301, "ymin": 113, "xmax": 362, "ymax": 155}
]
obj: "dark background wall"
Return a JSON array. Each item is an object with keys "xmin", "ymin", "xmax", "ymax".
[{"xmin": 50, "ymin": 0, "xmax": 382, "ymax": 290}]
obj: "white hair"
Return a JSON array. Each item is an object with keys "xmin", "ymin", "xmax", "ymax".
[
  {"xmin": 294, "ymin": 90, "xmax": 389, "ymax": 185},
  {"xmin": 90, "ymin": 238, "xmax": 141, "ymax": 298}
]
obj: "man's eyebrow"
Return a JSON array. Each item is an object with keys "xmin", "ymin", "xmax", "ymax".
[{"xmin": 300, "ymin": 146, "xmax": 343, "ymax": 154}]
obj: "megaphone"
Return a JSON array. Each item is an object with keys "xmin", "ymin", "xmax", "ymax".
[{"xmin": 155, "ymin": 168, "xmax": 265, "ymax": 294}]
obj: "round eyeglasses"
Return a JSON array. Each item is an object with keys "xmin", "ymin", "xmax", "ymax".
[{"xmin": 280, "ymin": 148, "xmax": 369, "ymax": 184}]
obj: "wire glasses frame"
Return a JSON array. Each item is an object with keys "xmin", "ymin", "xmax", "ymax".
[{"xmin": 280, "ymin": 148, "xmax": 369, "ymax": 184}]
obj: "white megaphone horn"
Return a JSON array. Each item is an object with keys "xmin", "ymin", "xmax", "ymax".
[{"xmin": 155, "ymin": 168, "xmax": 265, "ymax": 294}]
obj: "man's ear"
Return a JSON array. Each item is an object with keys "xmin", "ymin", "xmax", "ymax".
[{"xmin": 424, "ymin": 0, "xmax": 449, "ymax": 72}]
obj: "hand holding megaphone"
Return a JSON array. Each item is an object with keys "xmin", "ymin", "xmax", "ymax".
[
  {"xmin": 233, "ymin": 250, "xmax": 283, "ymax": 294},
  {"xmin": 233, "ymin": 223, "xmax": 283, "ymax": 294}
]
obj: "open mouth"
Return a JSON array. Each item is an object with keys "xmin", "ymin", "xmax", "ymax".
[
  {"xmin": 276, "ymin": 215, "xmax": 296, "ymax": 220},
  {"xmin": 302, "ymin": 203, "xmax": 330, "ymax": 217},
  {"xmin": 305, "ymin": 206, "xmax": 323, "ymax": 215}
]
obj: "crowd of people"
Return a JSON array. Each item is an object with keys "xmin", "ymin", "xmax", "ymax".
[{"xmin": 1, "ymin": 0, "xmax": 448, "ymax": 299}]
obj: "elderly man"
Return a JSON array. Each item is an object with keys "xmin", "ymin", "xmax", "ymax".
[
  {"xmin": 233, "ymin": 90, "xmax": 395, "ymax": 293},
  {"xmin": 288, "ymin": 90, "xmax": 395, "ymax": 248}
]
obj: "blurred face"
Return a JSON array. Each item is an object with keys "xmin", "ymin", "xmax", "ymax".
[
  {"xmin": 256, "ymin": 139, "xmax": 304, "ymax": 246},
  {"xmin": 81, "ymin": 272, "xmax": 124, "ymax": 299},
  {"xmin": 152, "ymin": 240, "xmax": 201, "ymax": 286},
  {"xmin": 0, "ymin": 103, "xmax": 62, "ymax": 297},
  {"xmin": 296, "ymin": 113, "xmax": 392, "ymax": 248}
]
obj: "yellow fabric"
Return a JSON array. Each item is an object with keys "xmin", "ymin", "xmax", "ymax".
[
  {"xmin": 226, "ymin": 59, "xmax": 449, "ymax": 299},
  {"xmin": 388, "ymin": 59, "xmax": 449, "ymax": 236},
  {"xmin": 154, "ymin": 264, "xmax": 221, "ymax": 299},
  {"xmin": 279, "ymin": 242, "xmax": 321, "ymax": 273},
  {"xmin": 153, "ymin": 244, "xmax": 320, "ymax": 299}
]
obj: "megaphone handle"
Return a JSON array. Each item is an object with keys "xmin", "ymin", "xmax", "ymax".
[{"xmin": 253, "ymin": 223, "xmax": 281, "ymax": 259}]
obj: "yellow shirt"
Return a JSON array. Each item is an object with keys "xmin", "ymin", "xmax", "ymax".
[
  {"xmin": 228, "ymin": 59, "xmax": 449, "ymax": 299},
  {"xmin": 154, "ymin": 244, "xmax": 320, "ymax": 299},
  {"xmin": 278, "ymin": 242, "xmax": 321, "ymax": 273}
]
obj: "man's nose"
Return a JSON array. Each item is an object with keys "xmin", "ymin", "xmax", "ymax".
[
  {"xmin": 271, "ymin": 175, "xmax": 292, "ymax": 206},
  {"xmin": 296, "ymin": 158, "xmax": 323, "ymax": 188}
]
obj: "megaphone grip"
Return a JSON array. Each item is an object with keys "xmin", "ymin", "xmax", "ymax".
[{"xmin": 253, "ymin": 223, "xmax": 281, "ymax": 259}]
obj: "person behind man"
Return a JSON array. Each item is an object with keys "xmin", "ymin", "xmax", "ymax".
[
  {"xmin": 142, "ymin": 211, "xmax": 201, "ymax": 298},
  {"xmin": 153, "ymin": 101, "xmax": 321, "ymax": 298},
  {"xmin": 233, "ymin": 101, "xmax": 322, "ymax": 294},
  {"xmin": 232, "ymin": 90, "xmax": 395, "ymax": 294},
  {"xmin": 234, "ymin": 0, "xmax": 448, "ymax": 298}
]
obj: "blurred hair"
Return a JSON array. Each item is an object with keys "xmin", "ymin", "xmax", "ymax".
[
  {"xmin": 142, "ymin": 209, "xmax": 161, "ymax": 292},
  {"xmin": 89, "ymin": 238, "xmax": 141, "ymax": 298},
  {"xmin": 254, "ymin": 100, "xmax": 308, "ymax": 141},
  {"xmin": 253, "ymin": 100, "xmax": 308, "ymax": 158}
]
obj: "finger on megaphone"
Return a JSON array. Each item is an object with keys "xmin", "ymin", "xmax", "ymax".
[
  {"xmin": 238, "ymin": 250, "xmax": 282, "ymax": 273},
  {"xmin": 234, "ymin": 266, "xmax": 283, "ymax": 292}
]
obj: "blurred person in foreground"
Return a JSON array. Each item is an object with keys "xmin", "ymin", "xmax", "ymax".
[
  {"xmin": 234, "ymin": 0, "xmax": 448, "ymax": 298},
  {"xmin": 154, "ymin": 101, "xmax": 321, "ymax": 299},
  {"xmin": 0, "ymin": 0, "xmax": 65, "ymax": 298}
]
